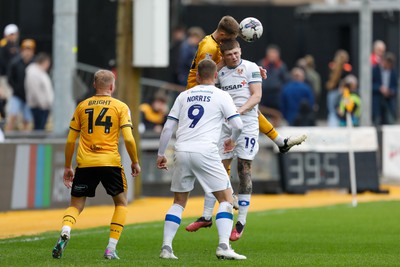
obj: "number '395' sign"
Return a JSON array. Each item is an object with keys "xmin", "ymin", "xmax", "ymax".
[{"xmin": 277, "ymin": 127, "xmax": 380, "ymax": 194}]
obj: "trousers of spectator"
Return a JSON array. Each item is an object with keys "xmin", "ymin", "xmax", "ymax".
[
  {"xmin": 327, "ymin": 89, "xmax": 340, "ymax": 127},
  {"xmin": 31, "ymin": 108, "xmax": 50, "ymax": 130}
]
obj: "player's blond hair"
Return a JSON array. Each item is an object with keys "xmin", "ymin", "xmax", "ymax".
[
  {"xmin": 198, "ymin": 59, "xmax": 217, "ymax": 80},
  {"xmin": 94, "ymin": 70, "xmax": 115, "ymax": 89},
  {"xmin": 217, "ymin": 16, "xmax": 240, "ymax": 36}
]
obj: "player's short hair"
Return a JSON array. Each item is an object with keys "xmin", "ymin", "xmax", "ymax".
[
  {"xmin": 217, "ymin": 16, "xmax": 240, "ymax": 36},
  {"xmin": 198, "ymin": 59, "xmax": 217, "ymax": 79},
  {"xmin": 94, "ymin": 70, "xmax": 115, "ymax": 89},
  {"xmin": 220, "ymin": 39, "xmax": 240, "ymax": 54}
]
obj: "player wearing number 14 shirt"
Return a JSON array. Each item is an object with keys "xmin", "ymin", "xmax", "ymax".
[{"xmin": 52, "ymin": 70, "xmax": 141, "ymax": 260}]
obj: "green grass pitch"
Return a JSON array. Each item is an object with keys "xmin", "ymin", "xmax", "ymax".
[{"xmin": 0, "ymin": 201, "xmax": 399, "ymax": 266}]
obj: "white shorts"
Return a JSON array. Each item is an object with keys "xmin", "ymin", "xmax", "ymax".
[
  {"xmin": 170, "ymin": 151, "xmax": 231, "ymax": 193},
  {"xmin": 219, "ymin": 115, "xmax": 259, "ymax": 161}
]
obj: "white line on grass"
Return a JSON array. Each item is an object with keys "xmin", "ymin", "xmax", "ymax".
[{"xmin": 0, "ymin": 223, "xmax": 162, "ymax": 244}]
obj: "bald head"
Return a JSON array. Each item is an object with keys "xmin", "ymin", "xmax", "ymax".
[
  {"xmin": 93, "ymin": 70, "xmax": 115, "ymax": 94},
  {"xmin": 373, "ymin": 40, "xmax": 386, "ymax": 57}
]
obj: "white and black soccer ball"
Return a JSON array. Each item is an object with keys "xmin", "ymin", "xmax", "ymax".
[{"xmin": 239, "ymin": 17, "xmax": 263, "ymax": 42}]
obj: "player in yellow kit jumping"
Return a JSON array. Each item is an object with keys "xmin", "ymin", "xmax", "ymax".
[
  {"xmin": 185, "ymin": 16, "xmax": 306, "ymax": 232},
  {"xmin": 52, "ymin": 70, "xmax": 141, "ymax": 260}
]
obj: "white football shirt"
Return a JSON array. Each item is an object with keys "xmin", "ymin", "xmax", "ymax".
[
  {"xmin": 167, "ymin": 84, "xmax": 239, "ymax": 154},
  {"xmin": 217, "ymin": 59, "xmax": 262, "ymax": 118}
]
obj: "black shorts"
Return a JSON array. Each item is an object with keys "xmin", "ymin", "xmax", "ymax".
[{"xmin": 71, "ymin": 166, "xmax": 127, "ymax": 197}]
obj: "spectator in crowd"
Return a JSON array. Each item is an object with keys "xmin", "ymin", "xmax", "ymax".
[
  {"xmin": 280, "ymin": 67, "xmax": 315, "ymax": 126},
  {"xmin": 370, "ymin": 40, "xmax": 386, "ymax": 67},
  {"xmin": 299, "ymin": 55, "xmax": 321, "ymax": 109},
  {"xmin": 258, "ymin": 44, "xmax": 290, "ymax": 113},
  {"xmin": 170, "ymin": 25, "xmax": 187, "ymax": 84},
  {"xmin": 0, "ymin": 24, "xmax": 19, "ymax": 122},
  {"xmin": 325, "ymin": 49, "xmax": 352, "ymax": 127},
  {"xmin": 372, "ymin": 52, "xmax": 398, "ymax": 125},
  {"xmin": 6, "ymin": 39, "xmax": 36, "ymax": 131},
  {"xmin": 139, "ymin": 90, "xmax": 169, "ymax": 134},
  {"xmin": 0, "ymin": 126, "xmax": 4, "ymax": 142},
  {"xmin": 336, "ymin": 74, "xmax": 361, "ymax": 127},
  {"xmin": 25, "ymin": 52, "xmax": 54, "ymax": 130},
  {"xmin": 176, "ymin": 26, "xmax": 205, "ymax": 86}
]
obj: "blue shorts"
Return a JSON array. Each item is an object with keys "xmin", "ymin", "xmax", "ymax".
[{"xmin": 7, "ymin": 96, "xmax": 33, "ymax": 122}]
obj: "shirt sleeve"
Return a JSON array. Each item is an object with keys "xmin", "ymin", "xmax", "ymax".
[
  {"xmin": 167, "ymin": 93, "xmax": 182, "ymax": 121},
  {"xmin": 69, "ymin": 106, "xmax": 81, "ymax": 132},
  {"xmin": 247, "ymin": 62, "xmax": 262, "ymax": 84},
  {"xmin": 120, "ymin": 103, "xmax": 133, "ymax": 128},
  {"xmin": 220, "ymin": 91, "xmax": 240, "ymax": 121}
]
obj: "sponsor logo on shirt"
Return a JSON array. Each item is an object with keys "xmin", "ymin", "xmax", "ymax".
[
  {"xmin": 252, "ymin": 71, "xmax": 261, "ymax": 78},
  {"xmin": 221, "ymin": 83, "xmax": 244, "ymax": 91}
]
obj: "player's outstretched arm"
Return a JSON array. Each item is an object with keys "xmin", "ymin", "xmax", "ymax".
[
  {"xmin": 259, "ymin": 66, "xmax": 267, "ymax": 79},
  {"xmin": 237, "ymin": 83, "xmax": 262, "ymax": 115},
  {"xmin": 121, "ymin": 127, "xmax": 141, "ymax": 176},
  {"xmin": 157, "ymin": 119, "xmax": 178, "ymax": 170},
  {"xmin": 64, "ymin": 129, "xmax": 79, "ymax": 188},
  {"xmin": 224, "ymin": 116, "xmax": 243, "ymax": 153}
]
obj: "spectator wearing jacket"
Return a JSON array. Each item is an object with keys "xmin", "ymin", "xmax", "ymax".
[
  {"xmin": 372, "ymin": 52, "xmax": 398, "ymax": 125},
  {"xmin": 25, "ymin": 52, "xmax": 54, "ymax": 130},
  {"xmin": 5, "ymin": 39, "xmax": 35, "ymax": 131}
]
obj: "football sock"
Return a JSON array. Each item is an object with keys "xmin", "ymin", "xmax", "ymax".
[
  {"xmin": 163, "ymin": 204, "xmax": 184, "ymax": 248},
  {"xmin": 215, "ymin": 201, "xmax": 233, "ymax": 246},
  {"xmin": 237, "ymin": 194, "xmax": 251, "ymax": 225},
  {"xmin": 258, "ymin": 113, "xmax": 278, "ymax": 140},
  {"xmin": 273, "ymin": 135, "xmax": 285, "ymax": 147},
  {"xmin": 109, "ymin": 205, "xmax": 128, "ymax": 241},
  {"xmin": 62, "ymin": 206, "xmax": 80, "ymax": 229},
  {"xmin": 61, "ymin": 225, "xmax": 71, "ymax": 237},
  {"xmin": 226, "ymin": 165, "xmax": 231, "ymax": 177},
  {"xmin": 202, "ymin": 192, "xmax": 216, "ymax": 220},
  {"xmin": 107, "ymin": 238, "xmax": 118, "ymax": 250}
]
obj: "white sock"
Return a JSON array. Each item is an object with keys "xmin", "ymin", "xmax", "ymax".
[
  {"xmin": 237, "ymin": 194, "xmax": 251, "ymax": 225},
  {"xmin": 162, "ymin": 204, "xmax": 184, "ymax": 248},
  {"xmin": 107, "ymin": 238, "xmax": 118, "ymax": 250},
  {"xmin": 215, "ymin": 201, "xmax": 233, "ymax": 246},
  {"xmin": 273, "ymin": 135, "xmax": 285, "ymax": 147},
  {"xmin": 61, "ymin": 225, "xmax": 71, "ymax": 237},
  {"xmin": 202, "ymin": 192, "xmax": 216, "ymax": 220}
]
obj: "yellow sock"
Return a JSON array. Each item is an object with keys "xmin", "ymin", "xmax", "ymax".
[
  {"xmin": 62, "ymin": 206, "xmax": 80, "ymax": 228},
  {"xmin": 109, "ymin": 206, "xmax": 128, "ymax": 240},
  {"xmin": 258, "ymin": 113, "xmax": 278, "ymax": 140},
  {"xmin": 226, "ymin": 166, "xmax": 231, "ymax": 177}
]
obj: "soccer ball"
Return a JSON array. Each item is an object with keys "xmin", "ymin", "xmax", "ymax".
[{"xmin": 239, "ymin": 17, "xmax": 263, "ymax": 42}]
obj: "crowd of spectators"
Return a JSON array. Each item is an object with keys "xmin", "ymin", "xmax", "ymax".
[
  {"xmin": 145, "ymin": 31, "xmax": 398, "ymax": 134},
  {"xmin": 2, "ymin": 22, "xmax": 398, "ymax": 137},
  {"xmin": 0, "ymin": 23, "xmax": 54, "ymax": 133}
]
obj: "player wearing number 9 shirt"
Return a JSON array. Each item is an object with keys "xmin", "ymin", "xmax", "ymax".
[
  {"xmin": 52, "ymin": 70, "xmax": 141, "ymax": 260},
  {"xmin": 157, "ymin": 59, "xmax": 246, "ymax": 260}
]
